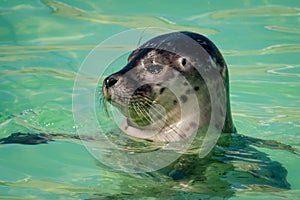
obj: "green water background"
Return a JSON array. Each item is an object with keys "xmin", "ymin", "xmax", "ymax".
[{"xmin": 0, "ymin": 0, "xmax": 299, "ymax": 199}]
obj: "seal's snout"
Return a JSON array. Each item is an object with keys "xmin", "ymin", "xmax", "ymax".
[
  {"xmin": 104, "ymin": 75, "xmax": 119, "ymax": 88},
  {"xmin": 103, "ymin": 74, "xmax": 119, "ymax": 100}
]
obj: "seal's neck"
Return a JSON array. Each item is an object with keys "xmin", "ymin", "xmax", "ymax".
[{"xmin": 222, "ymin": 68, "xmax": 236, "ymax": 133}]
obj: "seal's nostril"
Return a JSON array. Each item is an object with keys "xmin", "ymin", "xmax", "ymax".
[{"xmin": 104, "ymin": 75, "xmax": 118, "ymax": 88}]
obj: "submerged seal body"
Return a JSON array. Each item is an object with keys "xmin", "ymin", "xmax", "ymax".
[{"xmin": 102, "ymin": 31, "xmax": 236, "ymax": 142}]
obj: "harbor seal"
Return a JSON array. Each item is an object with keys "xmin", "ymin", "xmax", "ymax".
[
  {"xmin": 102, "ymin": 31, "xmax": 236, "ymax": 143},
  {"xmin": 0, "ymin": 31, "xmax": 294, "ymax": 196}
]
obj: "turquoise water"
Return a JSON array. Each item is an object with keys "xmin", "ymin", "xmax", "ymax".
[{"xmin": 1, "ymin": 0, "xmax": 300, "ymax": 199}]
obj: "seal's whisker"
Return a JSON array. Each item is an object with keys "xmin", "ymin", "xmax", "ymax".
[
  {"xmin": 139, "ymin": 103, "xmax": 167, "ymax": 128},
  {"xmin": 140, "ymin": 98, "xmax": 169, "ymax": 121},
  {"xmin": 131, "ymin": 102, "xmax": 151, "ymax": 123},
  {"xmin": 98, "ymin": 87, "xmax": 110, "ymax": 118},
  {"xmin": 137, "ymin": 28, "xmax": 148, "ymax": 48},
  {"xmin": 134, "ymin": 103, "xmax": 153, "ymax": 123},
  {"xmin": 103, "ymin": 98, "xmax": 110, "ymax": 118},
  {"xmin": 134, "ymin": 97, "xmax": 157, "ymax": 122},
  {"xmin": 113, "ymin": 91, "xmax": 188, "ymax": 140},
  {"xmin": 142, "ymin": 103, "xmax": 166, "ymax": 124},
  {"xmin": 142, "ymin": 100, "xmax": 188, "ymax": 139},
  {"xmin": 130, "ymin": 95, "xmax": 165, "ymax": 126}
]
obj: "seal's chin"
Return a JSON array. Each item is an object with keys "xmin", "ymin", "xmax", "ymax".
[
  {"xmin": 120, "ymin": 117, "xmax": 164, "ymax": 140},
  {"xmin": 119, "ymin": 113, "xmax": 199, "ymax": 142}
]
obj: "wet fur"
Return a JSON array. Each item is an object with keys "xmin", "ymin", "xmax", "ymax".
[{"xmin": 103, "ymin": 32, "xmax": 236, "ymax": 142}]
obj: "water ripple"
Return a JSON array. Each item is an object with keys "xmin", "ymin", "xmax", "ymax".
[
  {"xmin": 0, "ymin": 67, "xmax": 76, "ymax": 80},
  {"xmin": 265, "ymin": 26, "xmax": 300, "ymax": 34},
  {"xmin": 189, "ymin": 6, "xmax": 300, "ymax": 20},
  {"xmin": 43, "ymin": 0, "xmax": 218, "ymax": 35},
  {"xmin": 223, "ymin": 44, "xmax": 300, "ymax": 56},
  {"xmin": 230, "ymin": 64, "xmax": 300, "ymax": 78}
]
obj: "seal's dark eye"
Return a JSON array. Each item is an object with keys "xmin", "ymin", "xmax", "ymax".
[
  {"xmin": 181, "ymin": 58, "xmax": 187, "ymax": 66},
  {"xmin": 145, "ymin": 64, "xmax": 163, "ymax": 74}
]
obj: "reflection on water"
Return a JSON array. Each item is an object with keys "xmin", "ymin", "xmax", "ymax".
[
  {"xmin": 0, "ymin": 131, "xmax": 294, "ymax": 199},
  {"xmin": 44, "ymin": 0, "xmax": 218, "ymax": 35},
  {"xmin": 0, "ymin": 0, "xmax": 300, "ymax": 199},
  {"xmin": 189, "ymin": 6, "xmax": 300, "ymax": 20},
  {"xmin": 265, "ymin": 26, "xmax": 300, "ymax": 34},
  {"xmin": 223, "ymin": 44, "xmax": 300, "ymax": 56}
]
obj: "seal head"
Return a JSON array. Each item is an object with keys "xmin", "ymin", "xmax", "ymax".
[{"xmin": 102, "ymin": 31, "xmax": 235, "ymax": 142}]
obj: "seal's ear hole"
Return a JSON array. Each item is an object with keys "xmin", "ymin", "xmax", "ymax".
[{"xmin": 181, "ymin": 58, "xmax": 187, "ymax": 66}]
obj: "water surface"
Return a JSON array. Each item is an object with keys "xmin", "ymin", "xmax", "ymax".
[{"xmin": 0, "ymin": 0, "xmax": 299, "ymax": 199}]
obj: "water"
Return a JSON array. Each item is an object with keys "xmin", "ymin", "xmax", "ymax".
[{"xmin": 1, "ymin": 0, "xmax": 300, "ymax": 199}]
